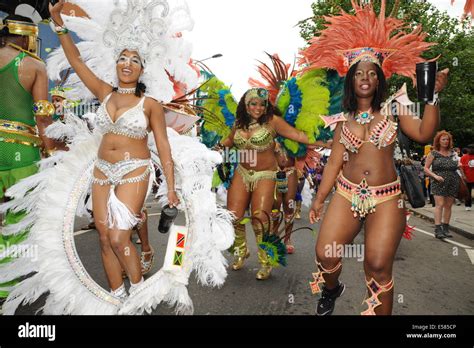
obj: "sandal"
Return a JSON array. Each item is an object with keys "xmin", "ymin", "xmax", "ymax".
[
  {"xmin": 285, "ymin": 239, "xmax": 295, "ymax": 254},
  {"xmin": 140, "ymin": 247, "xmax": 155, "ymax": 275}
]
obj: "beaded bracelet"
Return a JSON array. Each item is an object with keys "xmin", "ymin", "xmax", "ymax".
[
  {"xmin": 57, "ymin": 27, "xmax": 69, "ymax": 35},
  {"xmin": 48, "ymin": 19, "xmax": 69, "ymax": 35}
]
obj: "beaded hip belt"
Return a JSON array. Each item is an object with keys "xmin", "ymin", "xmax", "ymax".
[
  {"xmin": 336, "ymin": 174, "xmax": 401, "ymax": 219},
  {"xmin": 0, "ymin": 119, "xmax": 41, "ymax": 147}
]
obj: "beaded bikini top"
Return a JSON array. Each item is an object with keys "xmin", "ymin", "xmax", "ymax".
[
  {"xmin": 234, "ymin": 123, "xmax": 276, "ymax": 152},
  {"xmin": 96, "ymin": 93, "xmax": 148, "ymax": 140},
  {"xmin": 339, "ymin": 114, "xmax": 398, "ymax": 153}
]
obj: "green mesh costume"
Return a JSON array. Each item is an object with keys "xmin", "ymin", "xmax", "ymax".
[{"xmin": 0, "ymin": 51, "xmax": 41, "ymax": 298}]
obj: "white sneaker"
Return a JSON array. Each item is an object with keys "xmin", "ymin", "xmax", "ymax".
[
  {"xmin": 466, "ymin": 207, "xmax": 472, "ymax": 211},
  {"xmin": 129, "ymin": 277, "xmax": 144, "ymax": 294},
  {"xmin": 111, "ymin": 283, "xmax": 128, "ymax": 300}
]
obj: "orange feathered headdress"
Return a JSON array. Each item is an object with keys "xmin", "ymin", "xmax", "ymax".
[{"xmin": 299, "ymin": 0, "xmax": 436, "ymax": 81}]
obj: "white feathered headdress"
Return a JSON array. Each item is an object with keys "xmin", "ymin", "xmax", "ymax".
[{"xmin": 47, "ymin": 0, "xmax": 198, "ymax": 103}]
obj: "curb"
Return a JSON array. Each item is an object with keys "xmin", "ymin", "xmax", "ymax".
[{"xmin": 408, "ymin": 208, "xmax": 474, "ymax": 240}]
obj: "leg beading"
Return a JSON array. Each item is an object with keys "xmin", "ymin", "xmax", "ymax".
[
  {"xmin": 361, "ymin": 277, "xmax": 394, "ymax": 315},
  {"xmin": 309, "ymin": 260, "xmax": 342, "ymax": 295}
]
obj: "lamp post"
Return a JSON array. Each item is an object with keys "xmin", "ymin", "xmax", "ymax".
[
  {"xmin": 195, "ymin": 53, "xmax": 223, "ymax": 63},
  {"xmin": 193, "ymin": 53, "xmax": 223, "ymax": 75}
]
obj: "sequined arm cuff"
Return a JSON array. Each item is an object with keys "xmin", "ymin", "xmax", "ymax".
[{"xmin": 33, "ymin": 100, "xmax": 55, "ymax": 117}]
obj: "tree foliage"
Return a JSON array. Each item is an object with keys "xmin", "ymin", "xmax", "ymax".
[{"xmin": 298, "ymin": 0, "xmax": 474, "ymax": 149}]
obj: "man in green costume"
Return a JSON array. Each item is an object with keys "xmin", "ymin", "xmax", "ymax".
[{"xmin": 0, "ymin": 13, "xmax": 61, "ymax": 299}]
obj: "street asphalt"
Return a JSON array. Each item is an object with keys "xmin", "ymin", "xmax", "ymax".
[{"xmin": 13, "ymin": 198, "xmax": 474, "ymax": 315}]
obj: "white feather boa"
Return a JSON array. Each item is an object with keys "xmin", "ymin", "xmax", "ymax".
[{"xmin": 0, "ymin": 116, "xmax": 234, "ymax": 315}]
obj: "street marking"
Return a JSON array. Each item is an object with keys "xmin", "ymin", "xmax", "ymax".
[
  {"xmin": 414, "ymin": 227, "xmax": 474, "ymax": 265},
  {"xmin": 465, "ymin": 249, "xmax": 474, "ymax": 265},
  {"xmin": 74, "ymin": 229, "xmax": 93, "ymax": 236},
  {"xmin": 414, "ymin": 228, "xmax": 472, "ymax": 249}
]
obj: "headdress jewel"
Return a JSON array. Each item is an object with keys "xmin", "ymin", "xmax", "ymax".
[{"xmin": 245, "ymin": 88, "xmax": 269, "ymax": 106}]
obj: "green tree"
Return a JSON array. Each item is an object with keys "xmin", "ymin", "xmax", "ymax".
[{"xmin": 299, "ymin": 0, "xmax": 474, "ymax": 149}]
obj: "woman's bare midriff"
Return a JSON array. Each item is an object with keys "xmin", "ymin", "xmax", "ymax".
[
  {"xmin": 342, "ymin": 144, "xmax": 398, "ymax": 185},
  {"xmin": 94, "ymin": 133, "xmax": 151, "ymax": 180}
]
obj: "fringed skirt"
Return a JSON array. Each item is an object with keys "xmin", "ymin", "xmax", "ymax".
[{"xmin": 236, "ymin": 164, "xmax": 277, "ymax": 193}]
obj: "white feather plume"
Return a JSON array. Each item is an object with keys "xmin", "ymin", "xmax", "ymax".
[{"xmin": 46, "ymin": 0, "xmax": 198, "ymax": 103}]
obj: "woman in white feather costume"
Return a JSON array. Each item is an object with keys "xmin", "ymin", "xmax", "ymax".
[{"xmin": 0, "ymin": 0, "xmax": 234, "ymax": 315}]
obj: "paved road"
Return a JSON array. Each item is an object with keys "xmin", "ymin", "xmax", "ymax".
[{"xmin": 14, "ymin": 199, "xmax": 474, "ymax": 315}]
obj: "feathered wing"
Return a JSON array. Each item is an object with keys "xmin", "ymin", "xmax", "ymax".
[
  {"xmin": 316, "ymin": 69, "xmax": 345, "ymax": 142},
  {"xmin": 1, "ymin": 113, "xmax": 233, "ymax": 315},
  {"xmin": 276, "ymin": 69, "xmax": 329, "ymax": 158},
  {"xmin": 0, "ymin": 124, "xmax": 120, "ymax": 315},
  {"xmin": 248, "ymin": 52, "xmax": 294, "ymax": 104},
  {"xmin": 197, "ymin": 76, "xmax": 237, "ymax": 148}
]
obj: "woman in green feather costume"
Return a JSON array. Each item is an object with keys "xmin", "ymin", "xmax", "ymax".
[{"xmin": 220, "ymin": 88, "xmax": 330, "ymax": 280}]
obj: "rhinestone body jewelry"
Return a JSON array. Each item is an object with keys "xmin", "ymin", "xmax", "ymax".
[
  {"xmin": 354, "ymin": 108, "xmax": 374, "ymax": 125},
  {"xmin": 117, "ymin": 87, "xmax": 136, "ymax": 94}
]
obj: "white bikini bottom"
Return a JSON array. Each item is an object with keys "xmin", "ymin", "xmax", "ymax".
[{"xmin": 92, "ymin": 158, "xmax": 154, "ymax": 230}]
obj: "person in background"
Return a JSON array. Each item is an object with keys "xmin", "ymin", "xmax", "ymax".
[
  {"xmin": 453, "ymin": 147, "xmax": 462, "ymax": 206},
  {"xmin": 411, "ymin": 154, "xmax": 426, "ymax": 198},
  {"xmin": 460, "ymin": 145, "xmax": 474, "ymax": 211},
  {"xmin": 424, "ymin": 131, "xmax": 460, "ymax": 239},
  {"xmin": 421, "ymin": 149, "xmax": 435, "ymax": 206},
  {"xmin": 0, "ymin": 13, "xmax": 63, "ymax": 299},
  {"xmin": 222, "ymin": 88, "xmax": 330, "ymax": 280}
]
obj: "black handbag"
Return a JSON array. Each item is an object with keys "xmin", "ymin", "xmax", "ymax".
[
  {"xmin": 400, "ymin": 164, "xmax": 426, "ymax": 208},
  {"xmin": 393, "ymin": 105, "xmax": 425, "ymax": 208}
]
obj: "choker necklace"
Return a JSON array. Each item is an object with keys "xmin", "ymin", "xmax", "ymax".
[
  {"xmin": 354, "ymin": 108, "xmax": 374, "ymax": 125},
  {"xmin": 117, "ymin": 87, "xmax": 136, "ymax": 94}
]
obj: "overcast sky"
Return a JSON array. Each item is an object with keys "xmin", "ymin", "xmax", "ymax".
[{"xmin": 186, "ymin": 0, "xmax": 466, "ymax": 99}]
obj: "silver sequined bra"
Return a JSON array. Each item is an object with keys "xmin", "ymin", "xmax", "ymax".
[{"xmin": 95, "ymin": 93, "xmax": 149, "ymax": 139}]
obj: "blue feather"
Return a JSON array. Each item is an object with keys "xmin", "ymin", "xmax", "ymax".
[
  {"xmin": 279, "ymin": 78, "xmax": 306, "ymax": 157},
  {"xmin": 327, "ymin": 70, "xmax": 344, "ymax": 116},
  {"xmin": 284, "ymin": 78, "xmax": 302, "ymax": 126},
  {"xmin": 200, "ymin": 127, "xmax": 221, "ymax": 148},
  {"xmin": 218, "ymin": 90, "xmax": 236, "ymax": 128}
]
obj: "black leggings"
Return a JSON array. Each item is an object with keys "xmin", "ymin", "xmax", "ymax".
[{"xmin": 466, "ymin": 182, "xmax": 474, "ymax": 207}]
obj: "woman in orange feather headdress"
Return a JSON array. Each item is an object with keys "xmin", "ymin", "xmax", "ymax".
[{"xmin": 303, "ymin": 0, "xmax": 449, "ymax": 315}]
